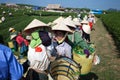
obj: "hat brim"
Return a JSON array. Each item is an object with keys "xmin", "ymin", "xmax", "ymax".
[
  {"xmin": 82, "ymin": 25, "xmax": 91, "ymax": 34},
  {"xmin": 10, "ymin": 34, "xmax": 17, "ymax": 40},
  {"xmin": 52, "ymin": 23, "xmax": 72, "ymax": 33},
  {"xmin": 81, "ymin": 20, "xmax": 89, "ymax": 24}
]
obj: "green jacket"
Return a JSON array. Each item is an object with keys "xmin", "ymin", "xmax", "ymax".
[{"xmin": 68, "ymin": 31, "xmax": 89, "ymax": 49}]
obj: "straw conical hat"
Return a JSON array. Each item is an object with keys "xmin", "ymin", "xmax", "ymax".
[
  {"xmin": 83, "ymin": 15, "xmax": 88, "ymax": 20},
  {"xmin": 24, "ymin": 19, "xmax": 48, "ymax": 31},
  {"xmin": 82, "ymin": 25, "xmax": 91, "ymax": 34},
  {"xmin": 9, "ymin": 27, "xmax": 14, "ymax": 32},
  {"xmin": 47, "ymin": 22, "xmax": 52, "ymax": 26},
  {"xmin": 73, "ymin": 18, "xmax": 81, "ymax": 26},
  {"xmin": 63, "ymin": 17, "xmax": 76, "ymax": 28},
  {"xmin": 53, "ymin": 16, "xmax": 64, "ymax": 24},
  {"xmin": 10, "ymin": 34, "xmax": 17, "ymax": 40},
  {"xmin": 52, "ymin": 23, "xmax": 72, "ymax": 33},
  {"xmin": 81, "ymin": 20, "xmax": 89, "ymax": 24}
]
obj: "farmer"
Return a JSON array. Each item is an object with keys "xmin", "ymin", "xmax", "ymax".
[
  {"xmin": 64, "ymin": 17, "xmax": 90, "ymax": 58},
  {"xmin": 0, "ymin": 43, "xmax": 23, "ymax": 80},
  {"xmin": 1, "ymin": 16, "xmax": 5, "ymax": 22},
  {"xmin": 26, "ymin": 31, "xmax": 50, "ymax": 80},
  {"xmin": 11, "ymin": 32, "xmax": 29, "ymax": 59},
  {"xmin": 81, "ymin": 20, "xmax": 91, "ymax": 43},
  {"xmin": 9, "ymin": 27, "xmax": 18, "ymax": 52},
  {"xmin": 52, "ymin": 22, "xmax": 72, "ymax": 58},
  {"xmin": 9, "ymin": 12, "xmax": 13, "ymax": 17},
  {"xmin": 88, "ymin": 14, "xmax": 96, "ymax": 30}
]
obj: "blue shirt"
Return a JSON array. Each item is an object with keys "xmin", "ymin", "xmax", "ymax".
[{"xmin": 0, "ymin": 44, "xmax": 23, "ymax": 80}]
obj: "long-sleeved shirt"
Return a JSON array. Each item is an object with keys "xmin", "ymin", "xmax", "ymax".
[
  {"xmin": 68, "ymin": 31, "xmax": 89, "ymax": 49},
  {"xmin": 0, "ymin": 44, "xmax": 23, "ymax": 80},
  {"xmin": 56, "ymin": 41, "xmax": 72, "ymax": 58}
]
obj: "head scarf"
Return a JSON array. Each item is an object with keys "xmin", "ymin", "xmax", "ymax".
[{"xmin": 30, "ymin": 32, "xmax": 42, "ymax": 48}]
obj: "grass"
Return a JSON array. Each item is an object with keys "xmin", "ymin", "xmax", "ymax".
[{"xmin": 90, "ymin": 19, "xmax": 120, "ymax": 80}]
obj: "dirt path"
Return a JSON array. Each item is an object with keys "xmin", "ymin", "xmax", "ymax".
[{"xmin": 90, "ymin": 18, "xmax": 120, "ymax": 80}]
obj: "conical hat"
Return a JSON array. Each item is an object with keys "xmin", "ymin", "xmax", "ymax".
[
  {"xmin": 83, "ymin": 15, "xmax": 88, "ymax": 20},
  {"xmin": 9, "ymin": 27, "xmax": 14, "ymax": 32},
  {"xmin": 53, "ymin": 16, "xmax": 64, "ymax": 24},
  {"xmin": 68, "ymin": 15, "xmax": 72, "ymax": 19},
  {"xmin": 63, "ymin": 17, "xmax": 76, "ymax": 28},
  {"xmin": 10, "ymin": 34, "xmax": 17, "ymax": 40},
  {"xmin": 24, "ymin": 19, "xmax": 48, "ymax": 31},
  {"xmin": 73, "ymin": 18, "xmax": 81, "ymax": 26},
  {"xmin": 82, "ymin": 25, "xmax": 91, "ymax": 34},
  {"xmin": 52, "ymin": 23, "xmax": 72, "ymax": 33},
  {"xmin": 81, "ymin": 20, "xmax": 89, "ymax": 24}
]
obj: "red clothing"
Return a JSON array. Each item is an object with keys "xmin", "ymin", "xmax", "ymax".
[
  {"xmin": 80, "ymin": 25, "xmax": 83, "ymax": 30},
  {"xmin": 16, "ymin": 35, "xmax": 29, "ymax": 46},
  {"xmin": 89, "ymin": 22, "xmax": 93, "ymax": 30}
]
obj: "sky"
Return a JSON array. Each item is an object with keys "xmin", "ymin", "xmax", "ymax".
[{"xmin": 0, "ymin": 0, "xmax": 120, "ymax": 10}]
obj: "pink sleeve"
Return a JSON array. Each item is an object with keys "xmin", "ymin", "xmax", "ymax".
[
  {"xmin": 16, "ymin": 36, "xmax": 24, "ymax": 46},
  {"xmin": 23, "ymin": 39, "xmax": 29, "ymax": 46}
]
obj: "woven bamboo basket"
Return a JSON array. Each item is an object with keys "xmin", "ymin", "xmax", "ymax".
[{"xmin": 49, "ymin": 57, "xmax": 81, "ymax": 80}]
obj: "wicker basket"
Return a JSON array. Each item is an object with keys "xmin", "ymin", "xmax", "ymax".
[
  {"xmin": 73, "ymin": 51, "xmax": 95, "ymax": 75},
  {"xmin": 49, "ymin": 57, "xmax": 81, "ymax": 80}
]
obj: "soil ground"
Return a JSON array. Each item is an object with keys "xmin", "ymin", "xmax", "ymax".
[{"xmin": 89, "ymin": 18, "xmax": 120, "ymax": 80}]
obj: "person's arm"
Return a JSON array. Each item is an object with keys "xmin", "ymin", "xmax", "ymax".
[
  {"xmin": 6, "ymin": 48, "xmax": 23, "ymax": 80},
  {"xmin": 65, "ymin": 44, "xmax": 72, "ymax": 58},
  {"xmin": 16, "ymin": 35, "xmax": 24, "ymax": 46}
]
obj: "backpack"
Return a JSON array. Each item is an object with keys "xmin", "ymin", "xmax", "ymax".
[{"xmin": 38, "ymin": 31, "xmax": 51, "ymax": 47}]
